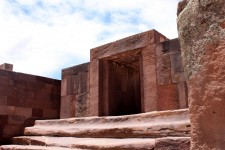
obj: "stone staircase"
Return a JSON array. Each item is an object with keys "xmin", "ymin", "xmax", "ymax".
[{"xmin": 0, "ymin": 109, "xmax": 190, "ymax": 150}]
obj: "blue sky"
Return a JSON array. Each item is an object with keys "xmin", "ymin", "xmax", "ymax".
[{"xmin": 0, "ymin": 0, "xmax": 180, "ymax": 79}]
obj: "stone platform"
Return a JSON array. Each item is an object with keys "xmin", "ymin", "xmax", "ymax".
[{"xmin": 0, "ymin": 109, "xmax": 190, "ymax": 150}]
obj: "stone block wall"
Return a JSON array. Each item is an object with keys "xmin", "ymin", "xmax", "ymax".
[
  {"xmin": 156, "ymin": 39, "xmax": 188, "ymax": 110},
  {"xmin": 60, "ymin": 63, "xmax": 90, "ymax": 118},
  {"xmin": 59, "ymin": 31, "xmax": 188, "ymax": 118},
  {"xmin": 0, "ymin": 69, "xmax": 61, "ymax": 144}
]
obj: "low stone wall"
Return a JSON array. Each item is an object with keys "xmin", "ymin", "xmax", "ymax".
[
  {"xmin": 60, "ymin": 63, "xmax": 90, "ymax": 118},
  {"xmin": 0, "ymin": 69, "xmax": 61, "ymax": 144}
]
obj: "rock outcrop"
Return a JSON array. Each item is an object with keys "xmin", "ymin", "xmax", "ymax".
[{"xmin": 177, "ymin": 0, "xmax": 225, "ymax": 149}]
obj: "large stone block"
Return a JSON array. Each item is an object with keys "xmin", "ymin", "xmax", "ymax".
[
  {"xmin": 177, "ymin": 0, "xmax": 225, "ymax": 149},
  {"xmin": 0, "ymin": 106, "xmax": 16, "ymax": 115},
  {"xmin": 7, "ymin": 115, "xmax": 26, "ymax": 125},
  {"xmin": 75, "ymin": 92, "xmax": 89, "ymax": 117},
  {"xmin": 141, "ymin": 45, "xmax": 158, "ymax": 112},
  {"xmin": 3, "ymin": 124, "xmax": 23, "ymax": 137},
  {"xmin": 91, "ymin": 30, "xmax": 159, "ymax": 60},
  {"xmin": 17, "ymin": 89, "xmax": 36, "ymax": 99},
  {"xmin": 155, "ymin": 137, "xmax": 190, "ymax": 150},
  {"xmin": 32, "ymin": 108, "xmax": 43, "ymax": 117},
  {"xmin": 0, "ymin": 77, "xmax": 9, "ymax": 86},
  {"xmin": 60, "ymin": 77, "xmax": 67, "ymax": 96},
  {"xmin": 178, "ymin": 81, "xmax": 188, "ymax": 109},
  {"xmin": 0, "ymin": 86, "xmax": 16, "ymax": 96},
  {"xmin": 0, "ymin": 70, "xmax": 16, "ymax": 79},
  {"xmin": 62, "ymin": 62, "xmax": 89, "ymax": 78},
  {"xmin": 60, "ymin": 95, "xmax": 76, "ymax": 118},
  {"xmin": 61, "ymin": 63, "xmax": 90, "ymax": 118},
  {"xmin": 0, "ymin": 96, "xmax": 7, "ymax": 106},
  {"xmin": 157, "ymin": 84, "xmax": 179, "ymax": 111},
  {"xmin": 43, "ymin": 109, "xmax": 58, "ymax": 119},
  {"xmin": 15, "ymin": 107, "xmax": 32, "ymax": 117},
  {"xmin": 0, "ymin": 115, "xmax": 8, "ymax": 126},
  {"xmin": 170, "ymin": 52, "xmax": 184, "ymax": 83},
  {"xmin": 156, "ymin": 43, "xmax": 172, "ymax": 85}
]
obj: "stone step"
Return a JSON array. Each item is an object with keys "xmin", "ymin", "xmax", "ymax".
[
  {"xmin": 0, "ymin": 145, "xmax": 82, "ymax": 150},
  {"xmin": 24, "ymin": 109, "xmax": 190, "ymax": 138},
  {"xmin": 8, "ymin": 136, "xmax": 190, "ymax": 150}
]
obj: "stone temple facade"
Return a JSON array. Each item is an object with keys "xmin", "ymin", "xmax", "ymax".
[
  {"xmin": 60, "ymin": 30, "xmax": 188, "ymax": 119},
  {"xmin": 1, "ymin": 1, "xmax": 225, "ymax": 149},
  {"xmin": 0, "ymin": 29, "xmax": 190, "ymax": 149}
]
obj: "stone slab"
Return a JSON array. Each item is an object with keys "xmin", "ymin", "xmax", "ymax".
[
  {"xmin": 0, "ymin": 145, "xmax": 75, "ymax": 150},
  {"xmin": 155, "ymin": 137, "xmax": 190, "ymax": 150},
  {"xmin": 13, "ymin": 136, "xmax": 156, "ymax": 150},
  {"xmin": 25, "ymin": 109, "xmax": 190, "ymax": 138}
]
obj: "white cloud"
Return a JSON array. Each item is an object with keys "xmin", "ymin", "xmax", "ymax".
[{"xmin": 0, "ymin": 0, "xmax": 180, "ymax": 79}]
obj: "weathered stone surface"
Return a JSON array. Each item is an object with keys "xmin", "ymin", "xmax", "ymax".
[
  {"xmin": 0, "ymin": 145, "xmax": 74, "ymax": 150},
  {"xmin": 141, "ymin": 45, "xmax": 158, "ymax": 112},
  {"xmin": 24, "ymin": 109, "xmax": 190, "ymax": 138},
  {"xmin": 75, "ymin": 92, "xmax": 89, "ymax": 117},
  {"xmin": 0, "ymin": 110, "xmax": 190, "ymax": 149},
  {"xmin": 177, "ymin": 0, "xmax": 225, "ymax": 149},
  {"xmin": 155, "ymin": 137, "xmax": 190, "ymax": 150},
  {"xmin": 91, "ymin": 30, "xmax": 167, "ymax": 60},
  {"xmin": 60, "ymin": 95, "xmax": 76, "ymax": 118},
  {"xmin": 170, "ymin": 51, "xmax": 184, "ymax": 83},
  {"xmin": 177, "ymin": 81, "xmax": 188, "ymax": 109},
  {"xmin": 157, "ymin": 84, "xmax": 179, "ymax": 111},
  {"xmin": 12, "ymin": 136, "xmax": 156, "ymax": 150},
  {"xmin": 0, "ymin": 69, "xmax": 61, "ymax": 144},
  {"xmin": 1, "ymin": 137, "xmax": 191, "ymax": 150},
  {"xmin": 156, "ymin": 38, "xmax": 184, "ymax": 85},
  {"xmin": 61, "ymin": 63, "xmax": 90, "ymax": 118},
  {"xmin": 156, "ymin": 52, "xmax": 171, "ymax": 85},
  {"xmin": 177, "ymin": 0, "xmax": 189, "ymax": 16}
]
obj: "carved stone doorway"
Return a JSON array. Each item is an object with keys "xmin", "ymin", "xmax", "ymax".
[{"xmin": 99, "ymin": 50, "xmax": 141, "ymax": 116}]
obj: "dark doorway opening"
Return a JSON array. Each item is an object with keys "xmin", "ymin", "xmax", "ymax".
[{"xmin": 99, "ymin": 51, "xmax": 142, "ymax": 116}]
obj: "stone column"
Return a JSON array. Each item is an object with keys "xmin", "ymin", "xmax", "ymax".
[{"xmin": 177, "ymin": 0, "xmax": 225, "ymax": 149}]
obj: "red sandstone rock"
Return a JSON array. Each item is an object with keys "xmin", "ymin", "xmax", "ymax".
[
  {"xmin": 157, "ymin": 84, "xmax": 179, "ymax": 111},
  {"xmin": 177, "ymin": 0, "xmax": 225, "ymax": 149},
  {"xmin": 141, "ymin": 45, "xmax": 158, "ymax": 112},
  {"xmin": 177, "ymin": 0, "xmax": 189, "ymax": 16},
  {"xmin": 12, "ymin": 136, "xmax": 156, "ymax": 150},
  {"xmin": 24, "ymin": 109, "xmax": 190, "ymax": 138},
  {"xmin": 1, "ymin": 137, "xmax": 191, "ymax": 150},
  {"xmin": 0, "ymin": 145, "xmax": 74, "ymax": 150},
  {"xmin": 155, "ymin": 137, "xmax": 190, "ymax": 150}
]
